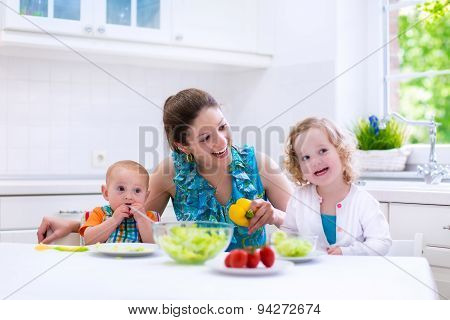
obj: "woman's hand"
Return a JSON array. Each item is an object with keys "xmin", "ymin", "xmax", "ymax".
[
  {"xmin": 327, "ymin": 246, "xmax": 342, "ymax": 255},
  {"xmin": 37, "ymin": 217, "xmax": 80, "ymax": 244},
  {"xmin": 248, "ymin": 199, "xmax": 284, "ymax": 234}
]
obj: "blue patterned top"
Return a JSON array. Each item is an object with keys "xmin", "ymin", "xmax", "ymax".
[{"xmin": 171, "ymin": 145, "xmax": 267, "ymax": 250}]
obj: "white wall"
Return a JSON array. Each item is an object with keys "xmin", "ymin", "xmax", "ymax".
[
  {"xmin": 0, "ymin": 56, "xmax": 232, "ymax": 175},
  {"xmin": 224, "ymin": 0, "xmax": 339, "ymax": 165},
  {"xmin": 224, "ymin": 0, "xmax": 381, "ymax": 166},
  {"xmin": 335, "ymin": 0, "xmax": 387, "ymax": 131},
  {"xmin": 366, "ymin": 0, "xmax": 385, "ymax": 117},
  {"xmin": 336, "ymin": 0, "xmax": 370, "ymax": 129}
]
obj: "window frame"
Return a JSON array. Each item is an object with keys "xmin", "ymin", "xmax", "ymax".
[{"xmin": 382, "ymin": 0, "xmax": 450, "ymax": 145}]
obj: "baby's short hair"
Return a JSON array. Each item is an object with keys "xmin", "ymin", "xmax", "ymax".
[
  {"xmin": 284, "ymin": 117, "xmax": 358, "ymax": 185},
  {"xmin": 106, "ymin": 160, "xmax": 149, "ymax": 186}
]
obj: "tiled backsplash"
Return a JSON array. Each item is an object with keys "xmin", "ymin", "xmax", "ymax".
[{"xmin": 0, "ymin": 55, "xmax": 231, "ymax": 175}]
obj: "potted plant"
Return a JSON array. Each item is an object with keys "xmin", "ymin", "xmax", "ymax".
[{"xmin": 353, "ymin": 115, "xmax": 410, "ymax": 171}]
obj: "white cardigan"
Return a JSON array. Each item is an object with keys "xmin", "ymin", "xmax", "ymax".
[{"xmin": 281, "ymin": 184, "xmax": 392, "ymax": 256}]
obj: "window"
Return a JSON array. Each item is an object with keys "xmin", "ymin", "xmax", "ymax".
[{"xmin": 384, "ymin": 0, "xmax": 449, "ymax": 144}]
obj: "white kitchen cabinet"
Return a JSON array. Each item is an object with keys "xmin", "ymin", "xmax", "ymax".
[
  {"xmin": 0, "ymin": 194, "xmax": 104, "ymax": 230},
  {"xmin": 1, "ymin": 0, "xmax": 273, "ymax": 67},
  {"xmin": 380, "ymin": 202, "xmax": 389, "ymax": 221},
  {"xmin": 172, "ymin": 0, "xmax": 263, "ymax": 53},
  {"xmin": 0, "ymin": 229, "xmax": 38, "ymax": 243},
  {"xmin": 173, "ymin": 0, "xmax": 274, "ymax": 54},
  {"xmin": 431, "ymin": 265, "xmax": 450, "ymax": 300},
  {"xmin": 3, "ymin": 0, "xmax": 169, "ymax": 42},
  {"xmin": 389, "ymin": 203, "xmax": 450, "ymax": 250},
  {"xmin": 93, "ymin": 0, "xmax": 170, "ymax": 43},
  {"xmin": 389, "ymin": 202, "xmax": 450, "ymax": 300},
  {"xmin": 0, "ymin": 227, "xmax": 84, "ymax": 244},
  {"xmin": 3, "ymin": 0, "xmax": 93, "ymax": 35}
]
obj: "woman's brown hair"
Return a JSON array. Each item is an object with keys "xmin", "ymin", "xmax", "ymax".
[
  {"xmin": 163, "ymin": 88, "xmax": 219, "ymax": 152},
  {"xmin": 284, "ymin": 117, "xmax": 358, "ymax": 185}
]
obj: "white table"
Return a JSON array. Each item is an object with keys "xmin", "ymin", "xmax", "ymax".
[{"xmin": 0, "ymin": 243, "xmax": 438, "ymax": 300}]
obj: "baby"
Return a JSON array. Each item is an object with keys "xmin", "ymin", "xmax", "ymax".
[{"xmin": 79, "ymin": 160, "xmax": 158, "ymax": 244}]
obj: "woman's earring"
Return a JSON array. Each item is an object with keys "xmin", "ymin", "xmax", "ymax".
[{"xmin": 185, "ymin": 153, "xmax": 194, "ymax": 162}]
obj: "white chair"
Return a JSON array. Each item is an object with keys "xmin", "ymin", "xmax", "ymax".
[
  {"xmin": 387, "ymin": 233, "xmax": 423, "ymax": 257},
  {"xmin": 49, "ymin": 232, "xmax": 82, "ymax": 246},
  {"xmin": 47, "ymin": 212, "xmax": 84, "ymax": 245}
]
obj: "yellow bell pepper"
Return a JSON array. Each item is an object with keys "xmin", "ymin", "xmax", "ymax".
[{"xmin": 229, "ymin": 198, "xmax": 254, "ymax": 227}]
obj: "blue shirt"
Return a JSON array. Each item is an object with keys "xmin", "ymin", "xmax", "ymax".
[
  {"xmin": 171, "ymin": 145, "xmax": 267, "ymax": 250},
  {"xmin": 320, "ymin": 213, "xmax": 336, "ymax": 245}
]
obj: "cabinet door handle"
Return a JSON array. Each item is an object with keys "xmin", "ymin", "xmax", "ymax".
[
  {"xmin": 84, "ymin": 25, "xmax": 93, "ymax": 33},
  {"xmin": 174, "ymin": 34, "xmax": 183, "ymax": 41},
  {"xmin": 443, "ymin": 225, "xmax": 450, "ymax": 230},
  {"xmin": 97, "ymin": 26, "xmax": 106, "ymax": 34},
  {"xmin": 58, "ymin": 210, "xmax": 84, "ymax": 215}
]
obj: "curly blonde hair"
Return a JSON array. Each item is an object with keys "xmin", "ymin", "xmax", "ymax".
[{"xmin": 284, "ymin": 117, "xmax": 358, "ymax": 186}]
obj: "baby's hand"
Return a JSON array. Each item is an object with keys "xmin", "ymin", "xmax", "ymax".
[
  {"xmin": 112, "ymin": 204, "xmax": 131, "ymax": 224},
  {"xmin": 327, "ymin": 246, "xmax": 342, "ymax": 255},
  {"xmin": 129, "ymin": 203, "xmax": 147, "ymax": 223}
]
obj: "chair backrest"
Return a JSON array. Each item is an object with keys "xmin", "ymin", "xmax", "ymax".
[
  {"xmin": 48, "ymin": 211, "xmax": 87, "ymax": 245},
  {"xmin": 51, "ymin": 232, "xmax": 82, "ymax": 246},
  {"xmin": 387, "ymin": 233, "xmax": 423, "ymax": 257}
]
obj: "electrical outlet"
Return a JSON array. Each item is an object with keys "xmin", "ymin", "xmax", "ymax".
[{"xmin": 92, "ymin": 150, "xmax": 107, "ymax": 168}]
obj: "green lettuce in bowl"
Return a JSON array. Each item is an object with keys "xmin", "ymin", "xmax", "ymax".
[
  {"xmin": 271, "ymin": 231, "xmax": 317, "ymax": 257},
  {"xmin": 153, "ymin": 221, "xmax": 233, "ymax": 264}
]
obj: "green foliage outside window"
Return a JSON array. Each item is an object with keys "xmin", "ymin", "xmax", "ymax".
[{"xmin": 397, "ymin": 0, "xmax": 449, "ymax": 143}]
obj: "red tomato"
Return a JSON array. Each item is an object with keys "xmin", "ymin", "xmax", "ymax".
[
  {"xmin": 260, "ymin": 246, "xmax": 275, "ymax": 268},
  {"xmin": 224, "ymin": 253, "xmax": 232, "ymax": 268},
  {"xmin": 246, "ymin": 249, "xmax": 260, "ymax": 268},
  {"xmin": 228, "ymin": 249, "xmax": 248, "ymax": 268}
]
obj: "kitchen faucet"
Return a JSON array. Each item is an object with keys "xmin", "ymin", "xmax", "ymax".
[{"xmin": 380, "ymin": 113, "xmax": 449, "ymax": 184}]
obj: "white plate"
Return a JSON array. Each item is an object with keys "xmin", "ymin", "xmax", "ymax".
[
  {"xmin": 92, "ymin": 243, "xmax": 158, "ymax": 257},
  {"xmin": 205, "ymin": 259, "xmax": 294, "ymax": 276},
  {"xmin": 276, "ymin": 250, "xmax": 325, "ymax": 262}
]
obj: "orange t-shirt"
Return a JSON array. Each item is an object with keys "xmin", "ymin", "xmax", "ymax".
[{"xmin": 79, "ymin": 207, "xmax": 158, "ymax": 236}]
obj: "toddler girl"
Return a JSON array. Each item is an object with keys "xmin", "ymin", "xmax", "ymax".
[{"xmin": 282, "ymin": 117, "xmax": 391, "ymax": 255}]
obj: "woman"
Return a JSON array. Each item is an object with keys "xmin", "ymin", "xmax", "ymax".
[{"xmin": 37, "ymin": 89, "xmax": 293, "ymax": 249}]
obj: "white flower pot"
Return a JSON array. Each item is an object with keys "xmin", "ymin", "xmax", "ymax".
[{"xmin": 354, "ymin": 147, "xmax": 411, "ymax": 171}]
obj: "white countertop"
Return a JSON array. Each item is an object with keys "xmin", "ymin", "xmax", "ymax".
[
  {"xmin": 361, "ymin": 180, "xmax": 450, "ymax": 206},
  {"xmin": 0, "ymin": 243, "xmax": 438, "ymax": 300}
]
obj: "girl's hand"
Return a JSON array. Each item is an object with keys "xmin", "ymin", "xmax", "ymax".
[
  {"xmin": 112, "ymin": 204, "xmax": 131, "ymax": 224},
  {"xmin": 248, "ymin": 199, "xmax": 278, "ymax": 234},
  {"xmin": 327, "ymin": 246, "xmax": 342, "ymax": 255}
]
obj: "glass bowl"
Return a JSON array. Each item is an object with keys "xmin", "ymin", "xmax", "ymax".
[
  {"xmin": 152, "ymin": 221, "xmax": 233, "ymax": 264},
  {"xmin": 271, "ymin": 231, "xmax": 318, "ymax": 257}
]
